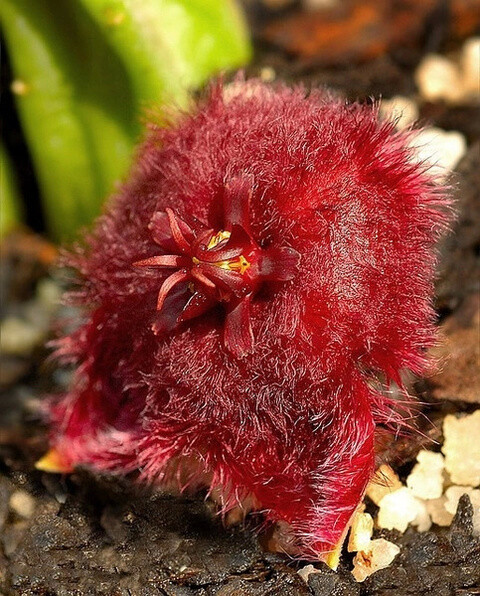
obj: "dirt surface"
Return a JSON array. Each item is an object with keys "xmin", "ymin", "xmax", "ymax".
[
  {"xmin": 1, "ymin": 1, "xmax": 480, "ymax": 594},
  {"xmin": 1, "ymin": 439, "xmax": 479, "ymax": 596}
]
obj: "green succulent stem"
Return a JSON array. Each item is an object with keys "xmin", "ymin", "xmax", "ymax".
[{"xmin": 1, "ymin": 0, "xmax": 251, "ymax": 241}]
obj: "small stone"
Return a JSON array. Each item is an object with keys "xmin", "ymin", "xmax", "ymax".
[
  {"xmin": 415, "ymin": 54, "xmax": 464, "ymax": 103},
  {"xmin": 366, "ymin": 465, "xmax": 402, "ymax": 506},
  {"xmin": 376, "ymin": 487, "xmax": 423, "ymax": 533},
  {"xmin": 409, "ymin": 127, "xmax": 467, "ymax": 182},
  {"xmin": 9, "ymin": 490, "xmax": 36, "ymax": 519},
  {"xmin": 298, "ymin": 563, "xmax": 321, "ymax": 583},
  {"xmin": 223, "ymin": 80, "xmax": 274, "ymax": 104},
  {"xmin": 351, "ymin": 539, "xmax": 400, "ymax": 582},
  {"xmin": 460, "ymin": 37, "xmax": 480, "ymax": 98},
  {"xmin": 260, "ymin": 66, "xmax": 276, "ymax": 83},
  {"xmin": 442, "ymin": 411, "xmax": 480, "ymax": 486},
  {"xmin": 348, "ymin": 511, "xmax": 374, "ymax": 552},
  {"xmin": 303, "ymin": 0, "xmax": 340, "ymax": 9},
  {"xmin": 379, "ymin": 96, "xmax": 419, "ymax": 130},
  {"xmin": 0, "ymin": 316, "xmax": 46, "ymax": 356},
  {"xmin": 426, "ymin": 496, "xmax": 455, "ymax": 527},
  {"xmin": 474, "ymin": 503, "xmax": 480, "ymax": 535},
  {"xmin": 411, "ymin": 499, "xmax": 432, "ymax": 532},
  {"xmin": 36, "ymin": 278, "xmax": 61, "ymax": 312},
  {"xmin": 406, "ymin": 450, "xmax": 445, "ymax": 500}
]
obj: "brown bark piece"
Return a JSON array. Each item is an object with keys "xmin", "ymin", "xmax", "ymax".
[
  {"xmin": 429, "ymin": 293, "xmax": 480, "ymax": 403},
  {"xmin": 261, "ymin": 0, "xmax": 436, "ymax": 64}
]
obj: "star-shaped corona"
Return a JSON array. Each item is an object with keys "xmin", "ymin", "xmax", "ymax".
[{"xmin": 133, "ymin": 177, "xmax": 300, "ymax": 357}]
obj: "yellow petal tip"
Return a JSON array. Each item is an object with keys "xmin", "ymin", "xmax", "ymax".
[
  {"xmin": 322, "ymin": 542, "xmax": 343, "ymax": 570},
  {"xmin": 35, "ymin": 449, "xmax": 72, "ymax": 473}
]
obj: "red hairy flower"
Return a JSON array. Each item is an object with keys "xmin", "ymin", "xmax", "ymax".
[
  {"xmin": 133, "ymin": 183, "xmax": 300, "ymax": 357},
  {"xmin": 40, "ymin": 79, "xmax": 450, "ymax": 562}
]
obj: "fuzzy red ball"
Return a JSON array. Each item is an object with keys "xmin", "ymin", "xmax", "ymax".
[{"xmin": 45, "ymin": 80, "xmax": 449, "ymax": 560}]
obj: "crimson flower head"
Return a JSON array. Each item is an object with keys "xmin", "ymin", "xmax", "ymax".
[
  {"xmin": 133, "ymin": 180, "xmax": 300, "ymax": 357},
  {"xmin": 39, "ymin": 79, "xmax": 449, "ymax": 563}
]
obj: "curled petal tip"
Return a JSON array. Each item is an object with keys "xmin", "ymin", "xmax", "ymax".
[
  {"xmin": 321, "ymin": 542, "xmax": 343, "ymax": 571},
  {"xmin": 156, "ymin": 270, "xmax": 189, "ymax": 311},
  {"xmin": 35, "ymin": 448, "xmax": 73, "ymax": 474}
]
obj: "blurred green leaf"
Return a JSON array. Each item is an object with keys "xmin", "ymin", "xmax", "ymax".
[
  {"xmin": 1, "ymin": 0, "xmax": 251, "ymax": 241},
  {"xmin": 0, "ymin": 144, "xmax": 23, "ymax": 238},
  {"xmin": 76, "ymin": 0, "xmax": 251, "ymax": 100}
]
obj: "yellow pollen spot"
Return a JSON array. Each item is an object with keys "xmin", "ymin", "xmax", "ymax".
[
  {"xmin": 191, "ymin": 231, "xmax": 251, "ymax": 275},
  {"xmin": 192, "ymin": 254, "xmax": 250, "ymax": 275},
  {"xmin": 216, "ymin": 255, "xmax": 250, "ymax": 274},
  {"xmin": 11, "ymin": 80, "xmax": 30, "ymax": 96},
  {"xmin": 207, "ymin": 230, "xmax": 231, "ymax": 250}
]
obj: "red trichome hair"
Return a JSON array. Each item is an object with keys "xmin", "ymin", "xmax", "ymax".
[{"xmin": 44, "ymin": 79, "xmax": 449, "ymax": 560}]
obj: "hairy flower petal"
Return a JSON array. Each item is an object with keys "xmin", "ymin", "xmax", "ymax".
[{"xmin": 44, "ymin": 78, "xmax": 451, "ymax": 561}]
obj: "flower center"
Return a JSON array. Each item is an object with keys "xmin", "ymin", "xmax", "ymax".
[
  {"xmin": 133, "ymin": 175, "xmax": 300, "ymax": 357},
  {"xmin": 193, "ymin": 231, "xmax": 251, "ymax": 275}
]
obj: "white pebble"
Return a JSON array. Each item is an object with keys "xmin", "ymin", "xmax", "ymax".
[
  {"xmin": 9, "ymin": 490, "xmax": 35, "ymax": 518},
  {"xmin": 460, "ymin": 37, "xmax": 480, "ymax": 98},
  {"xmin": 366, "ymin": 465, "xmax": 402, "ymax": 506},
  {"xmin": 415, "ymin": 54, "xmax": 464, "ymax": 103},
  {"xmin": 348, "ymin": 511, "xmax": 374, "ymax": 552},
  {"xmin": 411, "ymin": 499, "xmax": 432, "ymax": 532},
  {"xmin": 442, "ymin": 411, "xmax": 480, "ymax": 487},
  {"xmin": 409, "ymin": 127, "xmax": 467, "ymax": 181},
  {"xmin": 426, "ymin": 496, "xmax": 455, "ymax": 527},
  {"xmin": 376, "ymin": 487, "xmax": 423, "ymax": 533},
  {"xmin": 379, "ymin": 96, "xmax": 419, "ymax": 130},
  {"xmin": 303, "ymin": 0, "xmax": 340, "ymax": 9},
  {"xmin": 0, "ymin": 316, "xmax": 45, "ymax": 356},
  {"xmin": 36, "ymin": 278, "xmax": 61, "ymax": 312},
  {"xmin": 407, "ymin": 450, "xmax": 445, "ymax": 500},
  {"xmin": 223, "ymin": 80, "xmax": 274, "ymax": 104},
  {"xmin": 297, "ymin": 564, "xmax": 321, "ymax": 583},
  {"xmin": 473, "ymin": 493, "xmax": 480, "ymax": 535},
  {"xmin": 260, "ymin": 67, "xmax": 276, "ymax": 83},
  {"xmin": 351, "ymin": 539, "xmax": 400, "ymax": 582}
]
